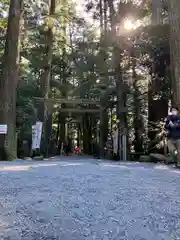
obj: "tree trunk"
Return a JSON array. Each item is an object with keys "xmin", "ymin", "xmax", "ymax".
[
  {"xmin": 99, "ymin": 106, "xmax": 105, "ymax": 158},
  {"xmin": 152, "ymin": 0, "xmax": 163, "ymax": 25},
  {"xmin": 148, "ymin": 0, "xmax": 166, "ymax": 149},
  {"xmin": 38, "ymin": 0, "xmax": 55, "ymax": 157},
  {"xmin": 100, "ymin": 0, "xmax": 103, "ymax": 34},
  {"xmin": 83, "ymin": 114, "xmax": 92, "ymax": 155},
  {"xmin": 57, "ymin": 112, "xmax": 66, "ymax": 153},
  {"xmin": 103, "ymin": 0, "xmax": 107, "ymax": 33},
  {"xmin": 108, "ymin": 0, "xmax": 128, "ymax": 157},
  {"xmin": 56, "ymin": 122, "xmax": 60, "ymax": 146},
  {"xmin": 77, "ymin": 123, "xmax": 81, "ymax": 147},
  {"xmin": 168, "ymin": 0, "xmax": 180, "ymax": 109},
  {"xmin": 99, "ymin": 0, "xmax": 107, "ymax": 158},
  {"xmin": 131, "ymin": 41, "xmax": 144, "ymax": 157},
  {"xmin": 0, "ymin": 0, "xmax": 23, "ymax": 160}
]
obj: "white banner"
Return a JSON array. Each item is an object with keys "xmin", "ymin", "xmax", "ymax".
[
  {"xmin": 0, "ymin": 124, "xmax": 7, "ymax": 134},
  {"xmin": 32, "ymin": 122, "xmax": 43, "ymax": 150},
  {"xmin": 32, "ymin": 125, "xmax": 36, "ymax": 149}
]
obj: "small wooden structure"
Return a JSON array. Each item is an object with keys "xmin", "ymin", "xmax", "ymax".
[{"xmin": 34, "ymin": 97, "xmax": 101, "ymax": 114}]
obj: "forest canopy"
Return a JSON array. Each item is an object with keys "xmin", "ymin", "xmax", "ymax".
[{"xmin": 0, "ymin": 0, "xmax": 180, "ymax": 160}]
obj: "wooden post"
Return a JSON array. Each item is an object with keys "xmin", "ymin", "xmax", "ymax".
[
  {"xmin": 43, "ymin": 101, "xmax": 53, "ymax": 158},
  {"xmin": 99, "ymin": 105, "xmax": 105, "ymax": 159}
]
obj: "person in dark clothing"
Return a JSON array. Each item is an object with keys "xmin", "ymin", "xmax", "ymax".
[
  {"xmin": 63, "ymin": 137, "xmax": 72, "ymax": 155},
  {"xmin": 165, "ymin": 107, "xmax": 180, "ymax": 167},
  {"xmin": 63, "ymin": 140, "xmax": 69, "ymax": 155},
  {"xmin": 91, "ymin": 139, "xmax": 100, "ymax": 158}
]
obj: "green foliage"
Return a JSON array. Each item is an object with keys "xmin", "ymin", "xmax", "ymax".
[
  {"xmin": 0, "ymin": 0, "xmax": 174, "ymax": 157},
  {"xmin": 16, "ymin": 77, "xmax": 39, "ymax": 139}
]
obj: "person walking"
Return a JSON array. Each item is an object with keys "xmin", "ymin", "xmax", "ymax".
[{"xmin": 165, "ymin": 107, "xmax": 180, "ymax": 167}]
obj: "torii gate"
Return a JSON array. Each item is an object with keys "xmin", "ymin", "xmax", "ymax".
[
  {"xmin": 34, "ymin": 97, "xmax": 103, "ymax": 156},
  {"xmin": 34, "ymin": 97, "xmax": 127, "ymax": 160}
]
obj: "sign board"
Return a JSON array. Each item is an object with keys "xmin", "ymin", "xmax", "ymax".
[
  {"xmin": 0, "ymin": 125, "xmax": 7, "ymax": 134},
  {"xmin": 32, "ymin": 122, "xmax": 43, "ymax": 150}
]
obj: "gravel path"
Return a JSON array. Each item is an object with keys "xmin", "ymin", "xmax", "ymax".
[{"xmin": 0, "ymin": 158, "xmax": 180, "ymax": 240}]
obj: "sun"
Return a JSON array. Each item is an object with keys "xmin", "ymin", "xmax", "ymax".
[
  {"xmin": 124, "ymin": 19, "xmax": 134, "ymax": 30},
  {"xmin": 123, "ymin": 18, "xmax": 140, "ymax": 30}
]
